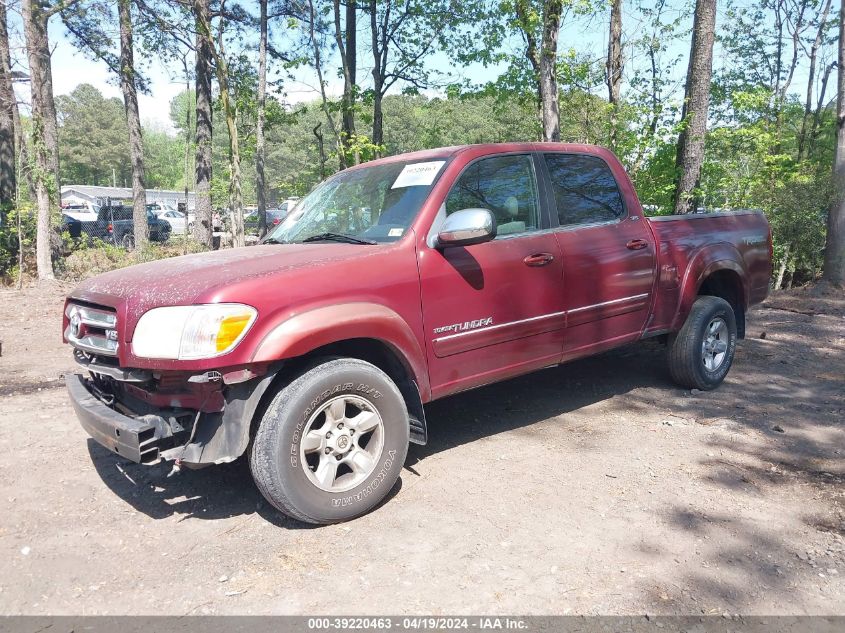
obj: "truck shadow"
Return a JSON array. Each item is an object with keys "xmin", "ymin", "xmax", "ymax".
[
  {"xmin": 86, "ymin": 439, "xmax": 404, "ymax": 527},
  {"xmin": 411, "ymin": 340, "xmax": 670, "ymax": 461},
  {"xmin": 86, "ymin": 340, "xmax": 672, "ymax": 527}
]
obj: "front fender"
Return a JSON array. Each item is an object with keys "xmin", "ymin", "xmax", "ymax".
[{"xmin": 250, "ymin": 302, "xmax": 430, "ymax": 400}]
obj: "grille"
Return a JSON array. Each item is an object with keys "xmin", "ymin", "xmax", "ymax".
[{"xmin": 65, "ymin": 302, "xmax": 119, "ymax": 356}]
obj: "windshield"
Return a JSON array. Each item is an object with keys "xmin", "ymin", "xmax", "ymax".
[{"xmin": 265, "ymin": 159, "xmax": 446, "ymax": 244}]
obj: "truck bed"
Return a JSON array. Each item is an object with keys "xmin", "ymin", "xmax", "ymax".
[{"xmin": 644, "ymin": 210, "xmax": 772, "ymax": 336}]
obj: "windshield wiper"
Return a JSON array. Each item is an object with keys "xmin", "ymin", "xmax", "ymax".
[
  {"xmin": 261, "ymin": 236, "xmax": 286, "ymax": 245},
  {"xmin": 301, "ymin": 232, "xmax": 377, "ymax": 245}
]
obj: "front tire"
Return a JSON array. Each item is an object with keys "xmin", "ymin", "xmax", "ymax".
[
  {"xmin": 668, "ymin": 295, "xmax": 737, "ymax": 390},
  {"xmin": 250, "ymin": 358, "xmax": 410, "ymax": 524}
]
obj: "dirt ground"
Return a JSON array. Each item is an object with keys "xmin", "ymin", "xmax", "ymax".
[{"xmin": 0, "ymin": 282, "xmax": 842, "ymax": 616}]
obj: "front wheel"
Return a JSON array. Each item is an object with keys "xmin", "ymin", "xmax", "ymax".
[
  {"xmin": 250, "ymin": 358, "xmax": 410, "ymax": 524},
  {"xmin": 667, "ymin": 295, "xmax": 737, "ymax": 390}
]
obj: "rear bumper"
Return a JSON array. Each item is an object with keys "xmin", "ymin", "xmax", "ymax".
[{"xmin": 66, "ymin": 373, "xmax": 161, "ymax": 463}]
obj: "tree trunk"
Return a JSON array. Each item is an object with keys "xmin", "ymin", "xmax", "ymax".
[
  {"xmin": 774, "ymin": 243, "xmax": 790, "ymax": 289},
  {"xmin": 308, "ymin": 0, "xmax": 343, "ymax": 165},
  {"xmin": 672, "ymin": 0, "xmax": 717, "ymax": 215},
  {"xmin": 0, "ymin": 0, "xmax": 15, "ymax": 209},
  {"xmin": 539, "ymin": 0, "xmax": 562, "ymax": 142},
  {"xmin": 369, "ymin": 0, "xmax": 383, "ymax": 150},
  {"xmin": 118, "ymin": 0, "xmax": 148, "ymax": 248},
  {"xmin": 256, "ymin": 0, "xmax": 268, "ymax": 237},
  {"xmin": 516, "ymin": 0, "xmax": 562, "ymax": 142},
  {"xmin": 0, "ymin": 0, "xmax": 32, "ymax": 203},
  {"xmin": 193, "ymin": 0, "xmax": 213, "ymax": 248},
  {"xmin": 209, "ymin": 25, "xmax": 244, "ymax": 248},
  {"xmin": 313, "ymin": 123, "xmax": 326, "ymax": 179},
  {"xmin": 334, "ymin": 0, "xmax": 356, "ymax": 165},
  {"xmin": 824, "ymin": 0, "xmax": 845, "ymax": 284},
  {"xmin": 22, "ymin": 0, "xmax": 58, "ymax": 279},
  {"xmin": 810, "ymin": 61, "xmax": 835, "ymax": 156},
  {"xmin": 607, "ymin": 0, "xmax": 623, "ymax": 149},
  {"xmin": 372, "ymin": 88, "xmax": 384, "ymax": 148}
]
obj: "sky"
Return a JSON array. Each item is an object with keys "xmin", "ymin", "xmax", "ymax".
[{"xmin": 7, "ymin": 0, "xmax": 830, "ymax": 136}]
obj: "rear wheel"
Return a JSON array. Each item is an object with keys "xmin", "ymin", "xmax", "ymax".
[
  {"xmin": 121, "ymin": 233, "xmax": 135, "ymax": 250},
  {"xmin": 667, "ymin": 295, "xmax": 737, "ymax": 390},
  {"xmin": 250, "ymin": 358, "xmax": 409, "ymax": 524}
]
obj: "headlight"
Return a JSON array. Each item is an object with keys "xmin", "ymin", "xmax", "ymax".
[{"xmin": 132, "ymin": 304, "xmax": 258, "ymax": 360}]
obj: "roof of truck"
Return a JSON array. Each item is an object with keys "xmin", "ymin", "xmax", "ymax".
[{"xmin": 350, "ymin": 142, "xmax": 612, "ymax": 171}]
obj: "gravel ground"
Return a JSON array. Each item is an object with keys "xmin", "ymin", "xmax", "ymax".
[{"xmin": 0, "ymin": 283, "xmax": 842, "ymax": 615}]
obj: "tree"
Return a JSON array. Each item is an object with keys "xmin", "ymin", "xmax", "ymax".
[
  {"xmin": 0, "ymin": 0, "xmax": 16, "ymax": 207},
  {"xmin": 606, "ymin": 0, "xmax": 622, "ymax": 148},
  {"xmin": 672, "ymin": 0, "xmax": 717, "ymax": 214},
  {"xmin": 798, "ymin": 0, "xmax": 833, "ymax": 160},
  {"xmin": 366, "ymin": 0, "xmax": 445, "ymax": 153},
  {"xmin": 256, "ymin": 0, "xmax": 268, "ymax": 236},
  {"xmin": 22, "ymin": 0, "xmax": 66, "ymax": 279},
  {"xmin": 335, "ymin": 0, "xmax": 356, "ymax": 165},
  {"xmin": 57, "ymin": 85, "xmax": 131, "ymax": 186},
  {"xmin": 515, "ymin": 0, "xmax": 564, "ymax": 141},
  {"xmin": 118, "ymin": 0, "xmax": 149, "ymax": 247},
  {"xmin": 305, "ymin": 0, "xmax": 344, "ymax": 163},
  {"xmin": 194, "ymin": 0, "xmax": 214, "ymax": 248},
  {"xmin": 195, "ymin": 0, "xmax": 250, "ymax": 247},
  {"xmin": 824, "ymin": 0, "xmax": 845, "ymax": 284}
]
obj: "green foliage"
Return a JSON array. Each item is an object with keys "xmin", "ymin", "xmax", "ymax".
[
  {"xmin": 57, "ymin": 84, "xmax": 131, "ymax": 186},
  {"xmin": 39, "ymin": 0, "xmax": 836, "ymax": 289},
  {"xmin": 144, "ymin": 125, "xmax": 188, "ymax": 189},
  {"xmin": 0, "ymin": 205, "xmax": 35, "ymax": 283}
]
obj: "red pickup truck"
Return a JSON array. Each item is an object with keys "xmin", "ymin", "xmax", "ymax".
[{"xmin": 64, "ymin": 143, "xmax": 772, "ymax": 523}]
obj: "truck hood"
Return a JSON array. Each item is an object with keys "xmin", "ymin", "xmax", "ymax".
[{"xmin": 68, "ymin": 243, "xmax": 383, "ymax": 320}]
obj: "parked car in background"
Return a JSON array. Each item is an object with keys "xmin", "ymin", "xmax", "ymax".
[
  {"xmin": 86, "ymin": 205, "xmax": 171, "ymax": 247},
  {"xmin": 155, "ymin": 209, "xmax": 188, "ymax": 235},
  {"xmin": 146, "ymin": 202, "xmax": 179, "ymax": 217},
  {"xmin": 60, "ymin": 213, "xmax": 83, "ymax": 239},
  {"xmin": 244, "ymin": 200, "xmax": 300, "ymax": 235},
  {"xmin": 61, "ymin": 202, "xmax": 99, "ymax": 222}
]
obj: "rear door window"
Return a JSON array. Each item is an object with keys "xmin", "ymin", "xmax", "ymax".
[{"xmin": 544, "ymin": 154, "xmax": 625, "ymax": 226}]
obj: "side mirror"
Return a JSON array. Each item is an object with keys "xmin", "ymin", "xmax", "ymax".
[{"xmin": 436, "ymin": 208, "xmax": 497, "ymax": 248}]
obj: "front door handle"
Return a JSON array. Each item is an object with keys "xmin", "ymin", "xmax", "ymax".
[
  {"xmin": 523, "ymin": 252, "xmax": 555, "ymax": 267},
  {"xmin": 626, "ymin": 239, "xmax": 648, "ymax": 250}
]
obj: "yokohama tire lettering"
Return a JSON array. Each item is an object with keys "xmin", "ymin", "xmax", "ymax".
[{"xmin": 332, "ymin": 450, "xmax": 397, "ymax": 507}]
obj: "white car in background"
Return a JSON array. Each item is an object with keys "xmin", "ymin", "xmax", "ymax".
[
  {"xmin": 158, "ymin": 209, "xmax": 188, "ymax": 234},
  {"xmin": 146, "ymin": 202, "xmax": 179, "ymax": 217}
]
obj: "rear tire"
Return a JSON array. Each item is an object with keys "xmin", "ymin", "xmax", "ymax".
[
  {"xmin": 668, "ymin": 295, "xmax": 737, "ymax": 390},
  {"xmin": 250, "ymin": 358, "xmax": 409, "ymax": 524}
]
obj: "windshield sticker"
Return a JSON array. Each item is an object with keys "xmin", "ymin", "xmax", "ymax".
[
  {"xmin": 388, "ymin": 228, "xmax": 404, "ymax": 237},
  {"xmin": 391, "ymin": 161, "xmax": 445, "ymax": 189}
]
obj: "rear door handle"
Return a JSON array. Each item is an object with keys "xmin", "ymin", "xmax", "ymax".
[
  {"xmin": 626, "ymin": 239, "xmax": 648, "ymax": 250},
  {"xmin": 523, "ymin": 252, "xmax": 555, "ymax": 267}
]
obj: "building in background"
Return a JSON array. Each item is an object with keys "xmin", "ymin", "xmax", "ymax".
[{"xmin": 61, "ymin": 185, "xmax": 196, "ymax": 211}]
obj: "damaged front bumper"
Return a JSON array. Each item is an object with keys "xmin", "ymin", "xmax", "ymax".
[
  {"xmin": 67, "ymin": 360, "xmax": 279, "ymax": 466},
  {"xmin": 66, "ymin": 373, "xmax": 193, "ymax": 464}
]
